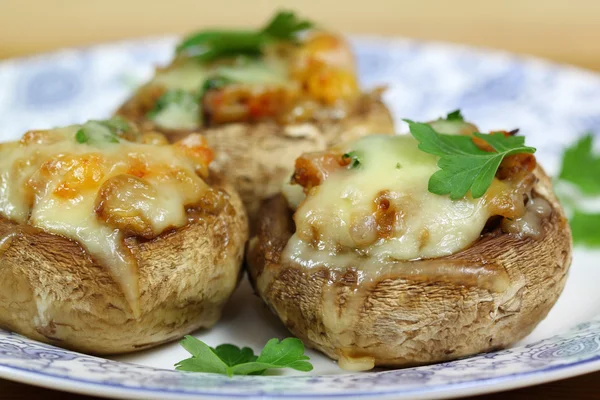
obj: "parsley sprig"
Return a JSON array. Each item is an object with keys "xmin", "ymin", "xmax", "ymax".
[
  {"xmin": 177, "ymin": 11, "xmax": 313, "ymax": 62},
  {"xmin": 570, "ymin": 212, "xmax": 600, "ymax": 247},
  {"xmin": 559, "ymin": 134, "xmax": 600, "ymax": 195},
  {"xmin": 445, "ymin": 109, "xmax": 464, "ymax": 122},
  {"xmin": 75, "ymin": 117, "xmax": 130, "ymax": 144},
  {"xmin": 175, "ymin": 336, "xmax": 313, "ymax": 376},
  {"xmin": 556, "ymin": 134, "xmax": 600, "ymax": 246},
  {"xmin": 405, "ymin": 119, "xmax": 536, "ymax": 199},
  {"xmin": 262, "ymin": 11, "xmax": 314, "ymax": 41}
]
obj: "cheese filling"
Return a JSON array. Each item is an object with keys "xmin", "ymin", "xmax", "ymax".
[
  {"xmin": 138, "ymin": 32, "xmax": 359, "ymax": 129},
  {"xmin": 0, "ymin": 124, "xmax": 211, "ymax": 315},
  {"xmin": 147, "ymin": 58, "xmax": 293, "ymax": 129},
  {"xmin": 151, "ymin": 96, "xmax": 200, "ymax": 130},
  {"xmin": 283, "ymin": 134, "xmax": 523, "ymax": 267}
]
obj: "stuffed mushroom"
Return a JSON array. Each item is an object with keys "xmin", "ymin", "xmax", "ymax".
[
  {"xmin": 116, "ymin": 11, "xmax": 394, "ymax": 226},
  {"xmin": 247, "ymin": 113, "xmax": 572, "ymax": 370},
  {"xmin": 0, "ymin": 118, "xmax": 248, "ymax": 354}
]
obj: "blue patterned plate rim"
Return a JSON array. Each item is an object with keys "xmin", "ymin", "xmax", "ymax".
[
  {"xmin": 2, "ymin": 322, "xmax": 600, "ymax": 400},
  {"xmin": 0, "ymin": 332, "xmax": 600, "ymax": 399}
]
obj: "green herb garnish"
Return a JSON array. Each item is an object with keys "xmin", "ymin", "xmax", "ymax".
[
  {"xmin": 405, "ymin": 119, "xmax": 536, "ymax": 199},
  {"xmin": 342, "ymin": 151, "xmax": 361, "ymax": 169},
  {"xmin": 559, "ymin": 134, "xmax": 600, "ymax": 195},
  {"xmin": 147, "ymin": 89, "xmax": 199, "ymax": 119},
  {"xmin": 445, "ymin": 109, "xmax": 464, "ymax": 122},
  {"xmin": 75, "ymin": 128, "xmax": 89, "ymax": 143},
  {"xmin": 570, "ymin": 211, "xmax": 600, "ymax": 246},
  {"xmin": 555, "ymin": 134, "xmax": 600, "ymax": 247},
  {"xmin": 175, "ymin": 336, "xmax": 313, "ymax": 377},
  {"xmin": 74, "ymin": 118, "xmax": 129, "ymax": 144},
  {"xmin": 177, "ymin": 31, "xmax": 264, "ymax": 61},
  {"xmin": 262, "ymin": 11, "xmax": 314, "ymax": 41},
  {"xmin": 176, "ymin": 11, "xmax": 313, "ymax": 62}
]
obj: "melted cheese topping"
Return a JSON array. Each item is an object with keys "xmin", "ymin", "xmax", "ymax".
[
  {"xmin": 149, "ymin": 58, "xmax": 290, "ymax": 127},
  {"xmin": 152, "ymin": 58, "xmax": 288, "ymax": 92},
  {"xmin": 0, "ymin": 126, "xmax": 210, "ymax": 315},
  {"xmin": 152, "ymin": 97, "xmax": 200, "ymax": 130},
  {"xmin": 284, "ymin": 134, "xmax": 509, "ymax": 266},
  {"xmin": 153, "ymin": 61, "xmax": 210, "ymax": 91},
  {"xmin": 502, "ymin": 197, "xmax": 552, "ymax": 238},
  {"xmin": 142, "ymin": 32, "xmax": 358, "ymax": 129}
]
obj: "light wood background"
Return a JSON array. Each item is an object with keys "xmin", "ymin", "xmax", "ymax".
[
  {"xmin": 0, "ymin": 0, "xmax": 599, "ymax": 399},
  {"xmin": 1, "ymin": 0, "xmax": 600, "ymax": 70}
]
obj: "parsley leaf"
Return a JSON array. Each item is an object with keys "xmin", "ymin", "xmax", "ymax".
[
  {"xmin": 342, "ymin": 151, "xmax": 361, "ymax": 169},
  {"xmin": 74, "ymin": 118, "xmax": 129, "ymax": 145},
  {"xmin": 262, "ymin": 11, "xmax": 314, "ymax": 41},
  {"xmin": 570, "ymin": 211, "xmax": 600, "ymax": 247},
  {"xmin": 554, "ymin": 134, "xmax": 600, "ymax": 248},
  {"xmin": 175, "ymin": 336, "xmax": 313, "ymax": 377},
  {"xmin": 176, "ymin": 336, "xmax": 229, "ymax": 375},
  {"xmin": 212, "ymin": 344, "xmax": 257, "ymax": 366},
  {"xmin": 559, "ymin": 134, "xmax": 600, "ymax": 195},
  {"xmin": 177, "ymin": 11, "xmax": 313, "ymax": 62},
  {"xmin": 445, "ymin": 109, "xmax": 464, "ymax": 122},
  {"xmin": 75, "ymin": 128, "xmax": 89, "ymax": 143},
  {"xmin": 230, "ymin": 338, "xmax": 313, "ymax": 375},
  {"xmin": 255, "ymin": 338, "xmax": 312, "ymax": 371},
  {"xmin": 405, "ymin": 119, "xmax": 536, "ymax": 199},
  {"xmin": 176, "ymin": 31, "xmax": 265, "ymax": 62}
]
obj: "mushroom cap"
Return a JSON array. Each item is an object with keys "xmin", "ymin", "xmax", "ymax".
[
  {"xmin": 0, "ymin": 182, "xmax": 248, "ymax": 355},
  {"xmin": 247, "ymin": 167, "xmax": 572, "ymax": 369}
]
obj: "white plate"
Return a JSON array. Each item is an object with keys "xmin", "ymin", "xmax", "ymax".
[{"xmin": 1, "ymin": 36, "xmax": 600, "ymax": 400}]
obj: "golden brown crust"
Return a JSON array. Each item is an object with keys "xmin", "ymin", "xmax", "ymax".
[
  {"xmin": 246, "ymin": 167, "xmax": 572, "ymax": 368},
  {"xmin": 116, "ymin": 92, "xmax": 394, "ymax": 229},
  {"xmin": 0, "ymin": 182, "xmax": 248, "ymax": 355}
]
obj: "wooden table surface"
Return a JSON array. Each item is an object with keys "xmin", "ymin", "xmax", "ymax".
[
  {"xmin": 1, "ymin": 0, "xmax": 600, "ymax": 70},
  {"xmin": 0, "ymin": 0, "xmax": 599, "ymax": 398}
]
